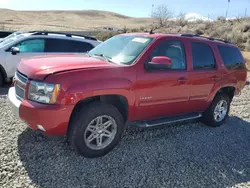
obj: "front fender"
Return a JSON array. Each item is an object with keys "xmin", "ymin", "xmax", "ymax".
[{"xmin": 60, "ymin": 78, "xmax": 136, "ymax": 116}]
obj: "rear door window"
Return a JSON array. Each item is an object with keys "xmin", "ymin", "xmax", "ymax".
[
  {"xmin": 45, "ymin": 39, "xmax": 93, "ymax": 53},
  {"xmin": 76, "ymin": 41, "xmax": 94, "ymax": 52},
  {"xmin": 217, "ymin": 45, "xmax": 244, "ymax": 70},
  {"xmin": 191, "ymin": 42, "xmax": 216, "ymax": 70}
]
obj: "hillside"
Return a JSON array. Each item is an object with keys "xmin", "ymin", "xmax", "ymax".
[{"xmin": 0, "ymin": 9, "xmax": 152, "ymax": 31}]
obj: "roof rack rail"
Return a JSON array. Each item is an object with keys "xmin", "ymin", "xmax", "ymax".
[
  {"xmin": 31, "ymin": 31, "xmax": 97, "ymax": 41},
  {"xmin": 180, "ymin": 33, "xmax": 231, "ymax": 44}
]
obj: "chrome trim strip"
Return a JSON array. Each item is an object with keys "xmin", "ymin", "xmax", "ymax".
[{"xmin": 16, "ymin": 72, "xmax": 28, "ymax": 84}]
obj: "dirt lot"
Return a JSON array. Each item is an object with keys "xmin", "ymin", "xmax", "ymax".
[{"xmin": 0, "ymin": 77, "xmax": 250, "ymax": 188}]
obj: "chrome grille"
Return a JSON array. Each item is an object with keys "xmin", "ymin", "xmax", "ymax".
[
  {"xmin": 16, "ymin": 72, "xmax": 28, "ymax": 84},
  {"xmin": 14, "ymin": 71, "xmax": 28, "ymax": 101},
  {"xmin": 15, "ymin": 84, "xmax": 25, "ymax": 100}
]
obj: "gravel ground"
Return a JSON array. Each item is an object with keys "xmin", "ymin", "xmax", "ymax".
[{"xmin": 0, "ymin": 82, "xmax": 250, "ymax": 188}]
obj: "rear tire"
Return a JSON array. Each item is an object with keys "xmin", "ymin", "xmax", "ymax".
[
  {"xmin": 202, "ymin": 93, "xmax": 230, "ymax": 127},
  {"xmin": 68, "ymin": 102, "xmax": 125, "ymax": 158},
  {"xmin": 0, "ymin": 72, "xmax": 4, "ymax": 87}
]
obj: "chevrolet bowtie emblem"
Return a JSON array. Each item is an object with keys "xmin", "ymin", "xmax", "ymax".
[{"xmin": 13, "ymin": 77, "xmax": 17, "ymax": 85}]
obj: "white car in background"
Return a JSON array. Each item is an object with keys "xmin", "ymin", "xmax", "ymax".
[{"xmin": 0, "ymin": 31, "xmax": 101, "ymax": 86}]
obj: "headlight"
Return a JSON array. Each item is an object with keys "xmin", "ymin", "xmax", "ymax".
[{"xmin": 28, "ymin": 81, "xmax": 60, "ymax": 104}]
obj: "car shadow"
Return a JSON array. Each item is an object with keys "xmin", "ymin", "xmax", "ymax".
[
  {"xmin": 0, "ymin": 85, "xmax": 9, "ymax": 96},
  {"xmin": 17, "ymin": 116, "xmax": 250, "ymax": 188}
]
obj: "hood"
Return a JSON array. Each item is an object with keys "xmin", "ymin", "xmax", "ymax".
[{"xmin": 17, "ymin": 54, "xmax": 120, "ymax": 80}]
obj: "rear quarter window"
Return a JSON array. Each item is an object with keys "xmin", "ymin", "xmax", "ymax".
[{"xmin": 217, "ymin": 45, "xmax": 245, "ymax": 70}]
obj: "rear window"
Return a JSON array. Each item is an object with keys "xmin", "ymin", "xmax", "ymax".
[{"xmin": 217, "ymin": 46, "xmax": 245, "ymax": 70}]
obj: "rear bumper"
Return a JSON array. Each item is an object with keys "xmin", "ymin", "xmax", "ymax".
[{"xmin": 8, "ymin": 87, "xmax": 74, "ymax": 135}]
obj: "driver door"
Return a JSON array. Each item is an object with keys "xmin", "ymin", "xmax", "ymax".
[
  {"xmin": 135, "ymin": 39, "xmax": 190, "ymax": 120},
  {"xmin": 5, "ymin": 39, "xmax": 46, "ymax": 77}
]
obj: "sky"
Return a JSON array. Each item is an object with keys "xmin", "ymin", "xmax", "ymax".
[{"xmin": 0, "ymin": 0, "xmax": 250, "ymax": 18}]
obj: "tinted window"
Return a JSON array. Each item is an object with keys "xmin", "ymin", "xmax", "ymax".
[
  {"xmin": 192, "ymin": 42, "xmax": 215, "ymax": 70},
  {"xmin": 76, "ymin": 42, "xmax": 94, "ymax": 52},
  {"xmin": 15, "ymin": 39, "xmax": 45, "ymax": 52},
  {"xmin": 151, "ymin": 40, "xmax": 186, "ymax": 70},
  {"xmin": 46, "ymin": 39, "xmax": 93, "ymax": 53},
  {"xmin": 218, "ymin": 46, "xmax": 244, "ymax": 69}
]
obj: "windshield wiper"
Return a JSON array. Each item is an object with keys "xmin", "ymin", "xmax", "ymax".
[{"xmin": 92, "ymin": 53, "xmax": 115, "ymax": 63}]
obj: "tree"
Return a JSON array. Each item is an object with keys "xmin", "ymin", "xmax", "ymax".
[
  {"xmin": 176, "ymin": 12, "xmax": 187, "ymax": 27},
  {"xmin": 152, "ymin": 5, "xmax": 173, "ymax": 27}
]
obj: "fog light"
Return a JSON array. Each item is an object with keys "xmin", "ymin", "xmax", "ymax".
[{"xmin": 37, "ymin": 125, "xmax": 46, "ymax": 132}]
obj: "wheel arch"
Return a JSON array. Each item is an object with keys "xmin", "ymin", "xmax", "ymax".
[
  {"xmin": 209, "ymin": 85, "xmax": 236, "ymax": 103},
  {"xmin": 67, "ymin": 94, "xmax": 130, "ymax": 135}
]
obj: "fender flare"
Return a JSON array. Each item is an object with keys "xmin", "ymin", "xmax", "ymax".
[{"xmin": 208, "ymin": 83, "xmax": 237, "ymax": 102}]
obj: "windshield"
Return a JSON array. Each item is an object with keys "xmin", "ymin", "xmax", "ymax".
[
  {"xmin": 89, "ymin": 35, "xmax": 153, "ymax": 65},
  {"xmin": 2, "ymin": 31, "xmax": 24, "ymax": 41}
]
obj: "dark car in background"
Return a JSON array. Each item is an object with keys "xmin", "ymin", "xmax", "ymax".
[{"xmin": 0, "ymin": 31, "xmax": 13, "ymax": 39}]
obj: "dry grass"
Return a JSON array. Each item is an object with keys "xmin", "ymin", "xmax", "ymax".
[
  {"xmin": 0, "ymin": 9, "xmax": 152, "ymax": 31},
  {"xmin": 243, "ymin": 51, "xmax": 250, "ymax": 69}
]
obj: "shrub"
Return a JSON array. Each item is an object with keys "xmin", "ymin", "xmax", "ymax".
[
  {"xmin": 95, "ymin": 31, "xmax": 118, "ymax": 41},
  {"xmin": 122, "ymin": 26, "xmax": 128, "ymax": 33},
  {"xmin": 0, "ymin": 24, "xmax": 5, "ymax": 30},
  {"xmin": 238, "ymin": 23, "xmax": 250, "ymax": 32},
  {"xmin": 217, "ymin": 16, "xmax": 226, "ymax": 23},
  {"xmin": 130, "ymin": 28, "xmax": 140, "ymax": 32},
  {"xmin": 247, "ymin": 39, "xmax": 250, "ymax": 51},
  {"xmin": 195, "ymin": 28, "xmax": 204, "ymax": 35},
  {"xmin": 140, "ymin": 26, "xmax": 145, "ymax": 31},
  {"xmin": 204, "ymin": 22, "xmax": 213, "ymax": 30},
  {"xmin": 242, "ymin": 33, "xmax": 248, "ymax": 43}
]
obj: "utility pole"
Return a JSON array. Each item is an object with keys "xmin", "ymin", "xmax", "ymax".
[
  {"xmin": 245, "ymin": 8, "xmax": 247, "ymax": 17},
  {"xmin": 151, "ymin": 4, "xmax": 154, "ymax": 17},
  {"xmin": 225, "ymin": 0, "xmax": 230, "ymax": 18}
]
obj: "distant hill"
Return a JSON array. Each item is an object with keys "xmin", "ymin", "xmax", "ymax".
[{"xmin": 0, "ymin": 9, "xmax": 152, "ymax": 31}]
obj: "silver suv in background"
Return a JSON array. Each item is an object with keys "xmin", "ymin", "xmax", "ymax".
[{"xmin": 0, "ymin": 31, "xmax": 101, "ymax": 85}]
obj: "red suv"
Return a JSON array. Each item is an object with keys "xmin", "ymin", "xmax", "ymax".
[{"xmin": 8, "ymin": 33, "xmax": 247, "ymax": 158}]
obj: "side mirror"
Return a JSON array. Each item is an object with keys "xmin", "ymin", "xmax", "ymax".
[
  {"xmin": 146, "ymin": 56, "xmax": 172, "ymax": 70},
  {"xmin": 10, "ymin": 47, "xmax": 20, "ymax": 55}
]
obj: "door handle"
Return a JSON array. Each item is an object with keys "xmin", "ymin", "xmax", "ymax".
[{"xmin": 211, "ymin": 76, "xmax": 221, "ymax": 81}]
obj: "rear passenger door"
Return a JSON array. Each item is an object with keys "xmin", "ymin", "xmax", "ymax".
[
  {"xmin": 188, "ymin": 42, "xmax": 221, "ymax": 112},
  {"xmin": 45, "ymin": 39, "xmax": 94, "ymax": 54}
]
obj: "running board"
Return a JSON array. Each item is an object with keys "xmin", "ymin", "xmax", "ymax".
[{"xmin": 136, "ymin": 112, "xmax": 202, "ymax": 128}]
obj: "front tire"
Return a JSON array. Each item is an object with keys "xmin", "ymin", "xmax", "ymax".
[
  {"xmin": 202, "ymin": 93, "xmax": 230, "ymax": 127},
  {"xmin": 68, "ymin": 102, "xmax": 125, "ymax": 158}
]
